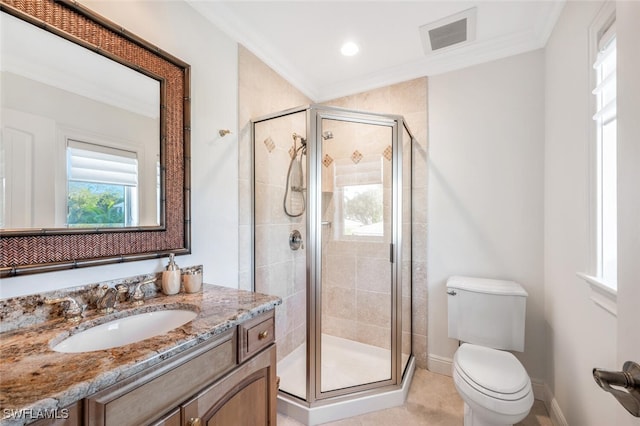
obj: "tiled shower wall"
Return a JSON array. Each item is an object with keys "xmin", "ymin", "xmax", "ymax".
[{"xmin": 238, "ymin": 45, "xmax": 428, "ymax": 368}]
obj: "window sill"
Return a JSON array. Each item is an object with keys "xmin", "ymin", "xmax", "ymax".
[{"xmin": 576, "ymin": 272, "xmax": 617, "ymax": 317}]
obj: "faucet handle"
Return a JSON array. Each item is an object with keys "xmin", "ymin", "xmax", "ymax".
[
  {"xmin": 115, "ymin": 283, "xmax": 128, "ymax": 293},
  {"xmin": 45, "ymin": 297, "xmax": 83, "ymax": 322},
  {"xmin": 96, "ymin": 285, "xmax": 121, "ymax": 314},
  {"xmin": 131, "ymin": 277, "xmax": 158, "ymax": 306}
]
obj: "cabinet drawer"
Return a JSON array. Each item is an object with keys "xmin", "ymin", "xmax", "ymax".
[
  {"xmin": 86, "ymin": 329, "xmax": 236, "ymax": 426},
  {"xmin": 238, "ymin": 311, "xmax": 275, "ymax": 363}
]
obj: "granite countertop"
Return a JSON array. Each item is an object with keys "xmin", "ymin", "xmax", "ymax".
[{"xmin": 0, "ymin": 284, "xmax": 281, "ymax": 426}]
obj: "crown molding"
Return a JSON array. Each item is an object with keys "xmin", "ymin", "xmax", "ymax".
[
  {"xmin": 185, "ymin": 0, "xmax": 320, "ymax": 101},
  {"xmin": 316, "ymin": 28, "xmax": 543, "ymax": 102},
  {"xmin": 188, "ymin": 1, "xmax": 566, "ymax": 103}
]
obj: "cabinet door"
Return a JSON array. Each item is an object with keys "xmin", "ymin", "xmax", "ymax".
[
  {"xmin": 183, "ymin": 345, "xmax": 276, "ymax": 426},
  {"xmin": 203, "ymin": 369, "xmax": 268, "ymax": 426}
]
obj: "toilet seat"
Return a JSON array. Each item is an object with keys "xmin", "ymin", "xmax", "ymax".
[
  {"xmin": 452, "ymin": 343, "xmax": 534, "ymax": 422},
  {"xmin": 454, "ymin": 343, "xmax": 530, "ymax": 400}
]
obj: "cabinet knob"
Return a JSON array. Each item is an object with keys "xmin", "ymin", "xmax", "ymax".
[
  {"xmin": 188, "ymin": 418, "xmax": 202, "ymax": 426},
  {"xmin": 258, "ymin": 330, "xmax": 269, "ymax": 340}
]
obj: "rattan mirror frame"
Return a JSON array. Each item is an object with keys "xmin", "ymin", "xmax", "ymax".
[{"xmin": 0, "ymin": 0, "xmax": 191, "ymax": 277}]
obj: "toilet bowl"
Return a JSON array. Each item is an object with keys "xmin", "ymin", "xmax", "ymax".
[{"xmin": 453, "ymin": 343, "xmax": 533, "ymax": 426}]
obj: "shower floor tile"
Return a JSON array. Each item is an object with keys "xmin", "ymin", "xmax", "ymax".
[{"xmin": 278, "ymin": 334, "xmax": 396, "ymax": 397}]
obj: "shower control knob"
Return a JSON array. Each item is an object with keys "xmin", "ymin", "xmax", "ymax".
[{"xmin": 289, "ymin": 230, "xmax": 303, "ymax": 250}]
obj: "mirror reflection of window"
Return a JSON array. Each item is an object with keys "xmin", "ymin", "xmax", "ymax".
[{"xmin": 66, "ymin": 140, "xmax": 138, "ymax": 228}]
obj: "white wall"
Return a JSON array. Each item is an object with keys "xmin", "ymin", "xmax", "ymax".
[
  {"xmin": 0, "ymin": 0, "xmax": 240, "ymax": 298},
  {"xmin": 427, "ymin": 50, "xmax": 546, "ymax": 383},
  {"xmin": 616, "ymin": 3, "xmax": 640, "ymax": 423},
  {"xmin": 543, "ymin": 2, "xmax": 621, "ymax": 425}
]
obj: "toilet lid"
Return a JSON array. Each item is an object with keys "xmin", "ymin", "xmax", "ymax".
[{"xmin": 455, "ymin": 343, "xmax": 530, "ymax": 395}]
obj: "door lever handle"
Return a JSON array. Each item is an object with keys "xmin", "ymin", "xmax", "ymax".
[{"xmin": 593, "ymin": 361, "xmax": 640, "ymax": 417}]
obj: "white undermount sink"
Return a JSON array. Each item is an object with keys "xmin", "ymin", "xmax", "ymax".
[{"xmin": 52, "ymin": 309, "xmax": 198, "ymax": 353}]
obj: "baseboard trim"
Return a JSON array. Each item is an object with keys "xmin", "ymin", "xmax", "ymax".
[
  {"xmin": 531, "ymin": 379, "xmax": 546, "ymax": 401},
  {"xmin": 544, "ymin": 383, "xmax": 569, "ymax": 426},
  {"xmin": 427, "ymin": 353, "xmax": 453, "ymax": 376}
]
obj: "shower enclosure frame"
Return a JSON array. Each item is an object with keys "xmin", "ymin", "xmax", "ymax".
[{"xmin": 251, "ymin": 104, "xmax": 414, "ymax": 413}]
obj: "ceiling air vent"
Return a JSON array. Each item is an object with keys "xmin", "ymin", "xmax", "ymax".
[{"xmin": 420, "ymin": 8, "xmax": 477, "ymax": 55}]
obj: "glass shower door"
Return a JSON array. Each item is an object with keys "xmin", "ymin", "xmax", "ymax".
[
  {"xmin": 318, "ymin": 117, "xmax": 394, "ymax": 395},
  {"xmin": 252, "ymin": 110, "xmax": 308, "ymax": 401}
]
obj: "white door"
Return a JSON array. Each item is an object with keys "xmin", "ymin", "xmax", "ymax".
[{"xmin": 615, "ymin": 3, "xmax": 640, "ymax": 425}]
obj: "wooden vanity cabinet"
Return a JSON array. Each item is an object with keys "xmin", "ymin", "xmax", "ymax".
[{"xmin": 79, "ymin": 310, "xmax": 276, "ymax": 426}]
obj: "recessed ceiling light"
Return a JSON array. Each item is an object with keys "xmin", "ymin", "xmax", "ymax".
[{"xmin": 340, "ymin": 41, "xmax": 359, "ymax": 57}]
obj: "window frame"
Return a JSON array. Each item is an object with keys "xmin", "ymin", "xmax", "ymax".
[
  {"xmin": 579, "ymin": 2, "xmax": 617, "ymax": 316},
  {"xmin": 331, "ymin": 156, "xmax": 387, "ymax": 242},
  {"xmin": 66, "ymin": 139, "xmax": 140, "ymax": 228}
]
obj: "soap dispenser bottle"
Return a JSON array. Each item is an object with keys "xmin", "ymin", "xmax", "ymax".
[{"xmin": 162, "ymin": 253, "xmax": 181, "ymax": 295}]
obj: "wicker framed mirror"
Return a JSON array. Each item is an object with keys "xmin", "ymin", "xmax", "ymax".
[{"xmin": 0, "ymin": 0, "xmax": 191, "ymax": 277}]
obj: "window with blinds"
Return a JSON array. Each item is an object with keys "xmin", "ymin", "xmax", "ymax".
[
  {"xmin": 592, "ymin": 23, "xmax": 617, "ymax": 288},
  {"xmin": 66, "ymin": 140, "xmax": 139, "ymax": 227}
]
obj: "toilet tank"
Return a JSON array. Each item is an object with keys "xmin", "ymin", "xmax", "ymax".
[{"xmin": 447, "ymin": 276, "xmax": 528, "ymax": 352}]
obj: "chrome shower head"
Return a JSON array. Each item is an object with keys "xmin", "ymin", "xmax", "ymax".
[{"xmin": 322, "ymin": 131, "xmax": 334, "ymax": 140}]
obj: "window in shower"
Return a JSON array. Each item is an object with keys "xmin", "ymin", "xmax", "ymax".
[
  {"xmin": 333, "ymin": 156, "xmax": 385, "ymax": 240},
  {"xmin": 342, "ymin": 183, "xmax": 383, "ymax": 237}
]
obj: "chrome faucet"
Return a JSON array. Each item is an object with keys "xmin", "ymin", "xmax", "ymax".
[
  {"xmin": 45, "ymin": 296, "xmax": 84, "ymax": 322},
  {"xmin": 130, "ymin": 277, "xmax": 158, "ymax": 306},
  {"xmin": 96, "ymin": 284, "xmax": 128, "ymax": 314}
]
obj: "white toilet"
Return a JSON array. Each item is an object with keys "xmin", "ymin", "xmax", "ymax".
[{"xmin": 447, "ymin": 276, "xmax": 534, "ymax": 426}]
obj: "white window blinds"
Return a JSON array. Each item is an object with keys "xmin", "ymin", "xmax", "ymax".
[
  {"xmin": 67, "ymin": 140, "xmax": 138, "ymax": 186},
  {"xmin": 592, "ymin": 25, "xmax": 616, "ymax": 125}
]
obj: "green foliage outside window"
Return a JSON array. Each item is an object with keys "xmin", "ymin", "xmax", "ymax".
[
  {"xmin": 67, "ymin": 182, "xmax": 125, "ymax": 227},
  {"xmin": 344, "ymin": 186, "xmax": 382, "ymax": 225},
  {"xmin": 343, "ymin": 184, "xmax": 384, "ymax": 238}
]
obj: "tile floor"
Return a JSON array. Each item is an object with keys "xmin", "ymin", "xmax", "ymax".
[{"xmin": 277, "ymin": 368, "xmax": 553, "ymax": 426}]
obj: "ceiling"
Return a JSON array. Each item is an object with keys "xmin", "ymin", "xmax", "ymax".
[{"xmin": 188, "ymin": 1, "xmax": 565, "ymax": 102}]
